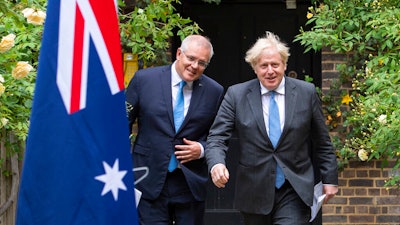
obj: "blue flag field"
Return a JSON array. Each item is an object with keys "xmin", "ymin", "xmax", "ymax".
[{"xmin": 16, "ymin": 0, "xmax": 139, "ymax": 224}]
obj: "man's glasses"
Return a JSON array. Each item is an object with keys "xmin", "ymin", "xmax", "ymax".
[{"xmin": 181, "ymin": 51, "xmax": 209, "ymax": 69}]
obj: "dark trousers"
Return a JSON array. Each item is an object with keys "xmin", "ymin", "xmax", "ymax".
[
  {"xmin": 241, "ymin": 181, "xmax": 310, "ymax": 225},
  {"xmin": 138, "ymin": 169, "xmax": 205, "ymax": 225}
]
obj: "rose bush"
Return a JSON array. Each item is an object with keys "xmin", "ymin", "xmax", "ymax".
[
  {"xmin": 295, "ymin": 0, "xmax": 400, "ymax": 187},
  {"xmin": 0, "ymin": 1, "xmax": 45, "ymax": 171}
]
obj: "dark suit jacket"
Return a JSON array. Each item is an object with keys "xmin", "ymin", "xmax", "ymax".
[
  {"xmin": 126, "ymin": 65, "xmax": 224, "ymax": 202},
  {"xmin": 206, "ymin": 77, "xmax": 338, "ymax": 214}
]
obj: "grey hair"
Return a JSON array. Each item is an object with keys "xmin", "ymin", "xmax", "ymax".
[
  {"xmin": 180, "ymin": 35, "xmax": 214, "ymax": 61},
  {"xmin": 244, "ymin": 31, "xmax": 290, "ymax": 69}
]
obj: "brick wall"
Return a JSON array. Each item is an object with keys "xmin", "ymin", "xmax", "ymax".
[
  {"xmin": 320, "ymin": 48, "xmax": 400, "ymax": 225},
  {"xmin": 323, "ymin": 160, "xmax": 400, "ymax": 225}
]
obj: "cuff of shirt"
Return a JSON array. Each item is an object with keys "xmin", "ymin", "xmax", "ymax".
[{"xmin": 198, "ymin": 142, "xmax": 204, "ymax": 159}]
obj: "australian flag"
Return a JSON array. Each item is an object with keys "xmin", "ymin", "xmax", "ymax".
[{"xmin": 15, "ymin": 0, "xmax": 138, "ymax": 224}]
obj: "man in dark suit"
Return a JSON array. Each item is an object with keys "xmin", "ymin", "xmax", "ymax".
[
  {"xmin": 205, "ymin": 31, "xmax": 338, "ymax": 225},
  {"xmin": 126, "ymin": 35, "xmax": 224, "ymax": 225}
]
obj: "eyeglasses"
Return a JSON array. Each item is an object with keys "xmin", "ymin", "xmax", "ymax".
[{"xmin": 181, "ymin": 51, "xmax": 209, "ymax": 69}]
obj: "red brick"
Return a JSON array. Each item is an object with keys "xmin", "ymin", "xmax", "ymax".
[
  {"xmin": 342, "ymin": 170, "xmax": 355, "ymax": 178},
  {"xmin": 349, "ymin": 197, "xmax": 373, "ymax": 205},
  {"xmin": 348, "ymin": 179, "xmax": 373, "ymax": 187},
  {"xmin": 341, "ymin": 188, "xmax": 355, "ymax": 196},
  {"xmin": 355, "ymin": 205, "xmax": 369, "ymax": 214},
  {"xmin": 377, "ymin": 197, "xmax": 400, "ymax": 205},
  {"xmin": 368, "ymin": 169, "xmax": 381, "ymax": 177},
  {"xmin": 321, "ymin": 53, "xmax": 347, "ymax": 62},
  {"xmin": 343, "ymin": 206, "xmax": 355, "ymax": 213},
  {"xmin": 388, "ymin": 188, "xmax": 400, "ymax": 195},
  {"xmin": 323, "ymin": 215, "xmax": 348, "ymax": 223},
  {"xmin": 328, "ymin": 197, "xmax": 348, "ymax": 204},
  {"xmin": 367, "ymin": 188, "xmax": 380, "ymax": 196},
  {"xmin": 356, "ymin": 170, "xmax": 368, "ymax": 177},
  {"xmin": 322, "ymin": 62, "xmax": 335, "ymax": 71},
  {"xmin": 368, "ymin": 206, "xmax": 380, "ymax": 214},
  {"xmin": 355, "ymin": 188, "xmax": 367, "ymax": 196},
  {"xmin": 376, "ymin": 215, "xmax": 400, "ymax": 223},
  {"xmin": 349, "ymin": 161, "xmax": 374, "ymax": 168},
  {"xmin": 349, "ymin": 215, "xmax": 374, "ymax": 223},
  {"xmin": 322, "ymin": 205, "xmax": 335, "ymax": 214},
  {"xmin": 338, "ymin": 179, "xmax": 348, "ymax": 186}
]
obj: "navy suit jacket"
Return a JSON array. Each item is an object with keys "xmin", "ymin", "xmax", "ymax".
[
  {"xmin": 126, "ymin": 65, "xmax": 224, "ymax": 201},
  {"xmin": 206, "ymin": 77, "xmax": 338, "ymax": 214}
]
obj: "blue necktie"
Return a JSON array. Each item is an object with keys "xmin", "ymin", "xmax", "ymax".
[
  {"xmin": 168, "ymin": 81, "xmax": 186, "ymax": 172},
  {"xmin": 269, "ymin": 91, "xmax": 285, "ymax": 188}
]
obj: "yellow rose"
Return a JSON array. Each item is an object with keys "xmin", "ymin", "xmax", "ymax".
[
  {"xmin": 306, "ymin": 12, "xmax": 313, "ymax": 19},
  {"xmin": 12, "ymin": 61, "xmax": 33, "ymax": 79},
  {"xmin": 358, "ymin": 149, "xmax": 368, "ymax": 161},
  {"xmin": 22, "ymin": 8, "xmax": 46, "ymax": 25},
  {"xmin": 0, "ymin": 33, "xmax": 16, "ymax": 53},
  {"xmin": 0, "ymin": 83, "xmax": 5, "ymax": 96}
]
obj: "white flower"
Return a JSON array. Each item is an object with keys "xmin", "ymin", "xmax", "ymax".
[
  {"xmin": 377, "ymin": 114, "xmax": 387, "ymax": 124},
  {"xmin": 358, "ymin": 149, "xmax": 368, "ymax": 161},
  {"xmin": 0, "ymin": 74, "xmax": 4, "ymax": 83}
]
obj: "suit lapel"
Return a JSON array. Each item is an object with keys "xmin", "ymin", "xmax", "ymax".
[
  {"xmin": 281, "ymin": 77, "xmax": 297, "ymax": 138},
  {"xmin": 159, "ymin": 66, "xmax": 174, "ymax": 129},
  {"xmin": 246, "ymin": 80, "xmax": 269, "ymax": 140},
  {"xmin": 181, "ymin": 77, "xmax": 204, "ymax": 129}
]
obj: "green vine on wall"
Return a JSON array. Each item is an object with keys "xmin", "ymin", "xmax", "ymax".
[{"xmin": 295, "ymin": 0, "xmax": 400, "ymax": 188}]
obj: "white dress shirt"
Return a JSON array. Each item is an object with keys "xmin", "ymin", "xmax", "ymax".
[
  {"xmin": 171, "ymin": 62, "xmax": 192, "ymax": 116},
  {"xmin": 261, "ymin": 77, "xmax": 286, "ymax": 135},
  {"xmin": 171, "ymin": 62, "xmax": 204, "ymax": 158}
]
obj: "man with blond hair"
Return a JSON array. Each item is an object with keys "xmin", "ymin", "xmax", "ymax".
[{"xmin": 206, "ymin": 31, "xmax": 338, "ymax": 225}]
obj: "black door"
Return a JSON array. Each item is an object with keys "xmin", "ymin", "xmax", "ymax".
[
  {"xmin": 179, "ymin": 1, "xmax": 321, "ymax": 224},
  {"xmin": 180, "ymin": 0, "xmax": 321, "ymax": 90}
]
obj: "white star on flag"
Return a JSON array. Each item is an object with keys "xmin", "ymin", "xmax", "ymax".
[{"xmin": 95, "ymin": 159, "xmax": 127, "ymax": 201}]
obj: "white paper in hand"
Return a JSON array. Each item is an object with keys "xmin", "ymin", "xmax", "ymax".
[{"xmin": 310, "ymin": 181, "xmax": 326, "ymax": 222}]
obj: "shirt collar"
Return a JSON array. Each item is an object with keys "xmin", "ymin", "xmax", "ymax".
[
  {"xmin": 171, "ymin": 61, "xmax": 193, "ymax": 88},
  {"xmin": 260, "ymin": 76, "xmax": 285, "ymax": 96}
]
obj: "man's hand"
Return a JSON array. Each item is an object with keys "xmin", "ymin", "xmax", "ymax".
[
  {"xmin": 175, "ymin": 138, "xmax": 201, "ymax": 164},
  {"xmin": 323, "ymin": 185, "xmax": 338, "ymax": 204},
  {"xmin": 210, "ymin": 164, "xmax": 230, "ymax": 188}
]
